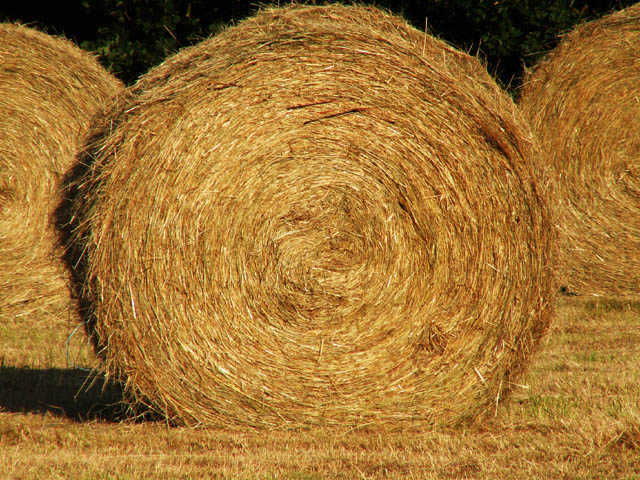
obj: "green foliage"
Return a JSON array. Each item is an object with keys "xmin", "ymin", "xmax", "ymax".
[
  {"xmin": 1, "ymin": 1, "xmax": 638, "ymax": 87},
  {"xmin": 79, "ymin": 0, "xmax": 243, "ymax": 83},
  {"xmin": 382, "ymin": 0, "xmax": 636, "ymax": 88}
]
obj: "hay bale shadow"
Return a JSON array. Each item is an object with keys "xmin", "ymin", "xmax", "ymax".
[{"xmin": 0, "ymin": 364, "xmax": 141, "ymax": 422}]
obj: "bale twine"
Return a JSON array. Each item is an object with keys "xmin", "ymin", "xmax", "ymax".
[
  {"xmin": 518, "ymin": 4, "xmax": 640, "ymax": 297},
  {"xmin": 65, "ymin": 4, "xmax": 555, "ymax": 428},
  {"xmin": 0, "ymin": 23, "xmax": 123, "ymax": 324}
]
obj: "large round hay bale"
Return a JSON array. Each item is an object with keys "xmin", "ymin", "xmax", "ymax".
[
  {"xmin": 66, "ymin": 4, "xmax": 555, "ymax": 428},
  {"xmin": 518, "ymin": 4, "xmax": 640, "ymax": 297},
  {"xmin": 0, "ymin": 23, "xmax": 123, "ymax": 324}
]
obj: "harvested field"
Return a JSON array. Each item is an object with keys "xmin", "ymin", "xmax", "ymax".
[
  {"xmin": 518, "ymin": 3, "xmax": 640, "ymax": 297},
  {"xmin": 1, "ymin": 296, "xmax": 639, "ymax": 479},
  {"xmin": 63, "ymin": 4, "xmax": 555, "ymax": 428}
]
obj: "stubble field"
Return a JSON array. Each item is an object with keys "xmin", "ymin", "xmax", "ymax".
[{"xmin": 1, "ymin": 295, "xmax": 639, "ymax": 479}]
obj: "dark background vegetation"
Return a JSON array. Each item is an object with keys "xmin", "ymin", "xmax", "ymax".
[{"xmin": 1, "ymin": 0, "xmax": 636, "ymax": 90}]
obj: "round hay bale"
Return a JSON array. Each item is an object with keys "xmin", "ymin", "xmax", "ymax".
[
  {"xmin": 66, "ymin": 4, "xmax": 555, "ymax": 428},
  {"xmin": 518, "ymin": 4, "xmax": 640, "ymax": 297},
  {"xmin": 0, "ymin": 23, "xmax": 123, "ymax": 324}
]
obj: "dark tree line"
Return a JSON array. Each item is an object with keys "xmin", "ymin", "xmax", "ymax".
[{"xmin": 1, "ymin": 0, "xmax": 636, "ymax": 90}]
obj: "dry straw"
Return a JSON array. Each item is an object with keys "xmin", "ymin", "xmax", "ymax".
[
  {"xmin": 0, "ymin": 23, "xmax": 123, "ymax": 325},
  {"xmin": 518, "ymin": 3, "xmax": 640, "ymax": 297},
  {"xmin": 65, "ymin": 4, "xmax": 555, "ymax": 428}
]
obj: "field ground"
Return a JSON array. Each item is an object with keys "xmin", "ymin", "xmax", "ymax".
[{"xmin": 1, "ymin": 296, "xmax": 639, "ymax": 479}]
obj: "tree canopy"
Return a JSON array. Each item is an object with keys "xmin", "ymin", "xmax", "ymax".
[{"xmin": 1, "ymin": 0, "xmax": 635, "ymax": 90}]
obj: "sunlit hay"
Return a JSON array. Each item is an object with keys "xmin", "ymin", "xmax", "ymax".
[
  {"xmin": 518, "ymin": 4, "xmax": 640, "ymax": 297},
  {"xmin": 0, "ymin": 23, "xmax": 123, "ymax": 325},
  {"xmin": 65, "ymin": 4, "xmax": 555, "ymax": 428}
]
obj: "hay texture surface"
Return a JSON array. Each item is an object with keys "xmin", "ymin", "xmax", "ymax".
[
  {"xmin": 67, "ymin": 4, "xmax": 554, "ymax": 428},
  {"xmin": 0, "ymin": 23, "xmax": 123, "ymax": 323},
  {"xmin": 518, "ymin": 4, "xmax": 640, "ymax": 297}
]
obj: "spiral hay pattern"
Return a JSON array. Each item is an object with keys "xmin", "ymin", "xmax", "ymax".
[
  {"xmin": 0, "ymin": 23, "xmax": 123, "ymax": 324},
  {"xmin": 518, "ymin": 3, "xmax": 640, "ymax": 297},
  {"xmin": 66, "ymin": 4, "xmax": 555, "ymax": 428}
]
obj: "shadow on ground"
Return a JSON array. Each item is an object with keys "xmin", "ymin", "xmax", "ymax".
[{"xmin": 0, "ymin": 365, "xmax": 128, "ymax": 422}]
